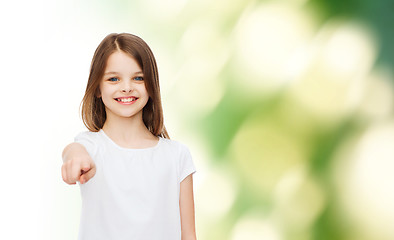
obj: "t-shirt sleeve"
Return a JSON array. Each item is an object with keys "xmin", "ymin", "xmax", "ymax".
[
  {"xmin": 74, "ymin": 131, "xmax": 97, "ymax": 159},
  {"xmin": 178, "ymin": 143, "xmax": 197, "ymax": 183}
]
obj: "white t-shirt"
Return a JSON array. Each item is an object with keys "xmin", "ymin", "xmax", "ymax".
[{"xmin": 74, "ymin": 129, "xmax": 196, "ymax": 240}]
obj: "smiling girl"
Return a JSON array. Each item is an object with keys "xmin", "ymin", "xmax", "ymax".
[{"xmin": 61, "ymin": 33, "xmax": 197, "ymax": 240}]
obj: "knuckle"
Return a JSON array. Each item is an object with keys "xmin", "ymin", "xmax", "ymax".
[
  {"xmin": 81, "ymin": 160, "xmax": 90, "ymax": 167},
  {"xmin": 65, "ymin": 159, "xmax": 74, "ymax": 167}
]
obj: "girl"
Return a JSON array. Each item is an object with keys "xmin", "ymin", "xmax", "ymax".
[{"xmin": 61, "ymin": 33, "xmax": 197, "ymax": 240}]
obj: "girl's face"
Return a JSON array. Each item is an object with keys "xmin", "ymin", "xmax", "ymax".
[{"xmin": 98, "ymin": 50, "xmax": 149, "ymax": 121}]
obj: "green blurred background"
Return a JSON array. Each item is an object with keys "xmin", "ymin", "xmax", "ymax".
[{"xmin": 43, "ymin": 0, "xmax": 393, "ymax": 239}]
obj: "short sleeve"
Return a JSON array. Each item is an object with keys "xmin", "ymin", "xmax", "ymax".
[
  {"xmin": 178, "ymin": 143, "xmax": 197, "ymax": 183},
  {"xmin": 74, "ymin": 131, "xmax": 97, "ymax": 159}
]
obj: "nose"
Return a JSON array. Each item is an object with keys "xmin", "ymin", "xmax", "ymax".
[{"xmin": 121, "ymin": 80, "xmax": 134, "ymax": 93}]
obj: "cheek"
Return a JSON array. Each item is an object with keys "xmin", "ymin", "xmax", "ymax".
[
  {"xmin": 99, "ymin": 88, "xmax": 114, "ymax": 107},
  {"xmin": 100, "ymin": 84, "xmax": 114, "ymax": 97},
  {"xmin": 143, "ymin": 83, "xmax": 149, "ymax": 95},
  {"xmin": 140, "ymin": 84, "xmax": 149, "ymax": 96}
]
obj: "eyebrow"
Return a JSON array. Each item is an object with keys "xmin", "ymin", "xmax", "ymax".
[{"xmin": 103, "ymin": 71, "xmax": 143, "ymax": 76}]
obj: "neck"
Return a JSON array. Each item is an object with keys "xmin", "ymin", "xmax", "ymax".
[{"xmin": 102, "ymin": 111, "xmax": 154, "ymax": 142}]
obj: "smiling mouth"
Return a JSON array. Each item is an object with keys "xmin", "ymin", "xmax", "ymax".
[{"xmin": 114, "ymin": 97, "xmax": 138, "ymax": 103}]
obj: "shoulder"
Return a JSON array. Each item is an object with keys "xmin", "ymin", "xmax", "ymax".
[
  {"xmin": 159, "ymin": 137, "xmax": 192, "ymax": 156},
  {"xmin": 73, "ymin": 130, "xmax": 101, "ymax": 158},
  {"xmin": 160, "ymin": 137, "xmax": 189, "ymax": 149},
  {"xmin": 74, "ymin": 130, "xmax": 100, "ymax": 141}
]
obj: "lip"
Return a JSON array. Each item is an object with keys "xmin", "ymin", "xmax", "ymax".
[
  {"xmin": 115, "ymin": 96, "xmax": 138, "ymax": 99},
  {"xmin": 114, "ymin": 96, "xmax": 139, "ymax": 105}
]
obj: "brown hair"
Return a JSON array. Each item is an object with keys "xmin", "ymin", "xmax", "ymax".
[{"xmin": 80, "ymin": 33, "xmax": 169, "ymax": 139}]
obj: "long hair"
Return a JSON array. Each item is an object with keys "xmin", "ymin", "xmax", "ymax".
[{"xmin": 80, "ymin": 33, "xmax": 169, "ymax": 139}]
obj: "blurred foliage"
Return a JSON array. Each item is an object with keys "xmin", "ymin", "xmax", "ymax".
[
  {"xmin": 171, "ymin": 1, "xmax": 394, "ymax": 239},
  {"xmin": 307, "ymin": 0, "xmax": 394, "ymax": 71}
]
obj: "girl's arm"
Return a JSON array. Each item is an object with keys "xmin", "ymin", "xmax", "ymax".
[
  {"xmin": 62, "ymin": 142, "xmax": 87, "ymax": 163},
  {"xmin": 179, "ymin": 174, "xmax": 197, "ymax": 240}
]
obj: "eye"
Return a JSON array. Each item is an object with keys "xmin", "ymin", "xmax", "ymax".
[
  {"xmin": 134, "ymin": 76, "xmax": 144, "ymax": 81},
  {"xmin": 108, "ymin": 77, "xmax": 119, "ymax": 82}
]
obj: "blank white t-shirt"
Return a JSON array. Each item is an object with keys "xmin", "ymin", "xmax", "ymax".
[{"xmin": 74, "ymin": 129, "xmax": 196, "ymax": 240}]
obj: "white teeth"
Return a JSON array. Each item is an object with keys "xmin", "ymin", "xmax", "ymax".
[{"xmin": 117, "ymin": 98, "xmax": 136, "ymax": 102}]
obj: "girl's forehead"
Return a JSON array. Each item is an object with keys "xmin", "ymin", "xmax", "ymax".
[{"xmin": 105, "ymin": 51, "xmax": 142, "ymax": 72}]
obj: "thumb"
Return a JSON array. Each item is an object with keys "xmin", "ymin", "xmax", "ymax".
[{"xmin": 79, "ymin": 167, "xmax": 96, "ymax": 184}]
